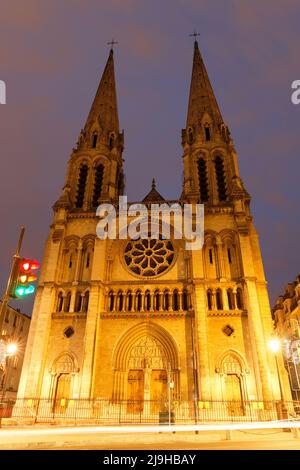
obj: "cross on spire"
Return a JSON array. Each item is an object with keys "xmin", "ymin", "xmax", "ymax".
[
  {"xmin": 107, "ymin": 38, "xmax": 118, "ymax": 50},
  {"xmin": 189, "ymin": 31, "xmax": 200, "ymax": 41}
]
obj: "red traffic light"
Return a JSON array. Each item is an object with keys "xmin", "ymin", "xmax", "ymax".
[{"xmin": 21, "ymin": 259, "xmax": 40, "ymax": 271}]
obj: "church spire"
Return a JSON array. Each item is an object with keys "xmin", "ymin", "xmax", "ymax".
[
  {"xmin": 84, "ymin": 48, "xmax": 119, "ymax": 134},
  {"xmin": 186, "ymin": 40, "xmax": 223, "ymax": 129}
]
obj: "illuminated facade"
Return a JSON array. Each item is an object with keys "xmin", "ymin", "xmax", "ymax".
[{"xmin": 17, "ymin": 42, "xmax": 290, "ymax": 418}]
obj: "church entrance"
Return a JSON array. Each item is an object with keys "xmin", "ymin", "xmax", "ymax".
[
  {"xmin": 114, "ymin": 325, "xmax": 179, "ymax": 417},
  {"xmin": 54, "ymin": 373, "xmax": 71, "ymax": 413},
  {"xmin": 224, "ymin": 373, "xmax": 244, "ymax": 416}
]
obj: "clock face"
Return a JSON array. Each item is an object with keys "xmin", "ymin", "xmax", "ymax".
[{"xmin": 124, "ymin": 238, "xmax": 175, "ymax": 277}]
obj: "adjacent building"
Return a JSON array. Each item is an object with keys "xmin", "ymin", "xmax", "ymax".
[
  {"xmin": 273, "ymin": 275, "xmax": 300, "ymax": 401},
  {"xmin": 0, "ymin": 302, "xmax": 31, "ymax": 399}
]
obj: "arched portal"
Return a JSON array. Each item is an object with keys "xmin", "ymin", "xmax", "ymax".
[{"xmin": 112, "ymin": 322, "xmax": 179, "ymax": 414}]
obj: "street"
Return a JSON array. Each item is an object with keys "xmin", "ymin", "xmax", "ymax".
[{"xmin": 1, "ymin": 426, "xmax": 300, "ymax": 450}]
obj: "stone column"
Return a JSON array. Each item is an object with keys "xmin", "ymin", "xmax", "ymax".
[
  {"xmin": 194, "ymin": 283, "xmax": 211, "ymax": 400},
  {"xmin": 74, "ymin": 240, "xmax": 83, "ymax": 282},
  {"xmin": 216, "ymin": 237, "xmax": 226, "ymax": 280},
  {"xmin": 222, "ymin": 288, "xmax": 229, "ymax": 310}
]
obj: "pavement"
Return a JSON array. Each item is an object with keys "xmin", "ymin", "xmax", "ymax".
[{"xmin": 0, "ymin": 425, "xmax": 300, "ymax": 450}]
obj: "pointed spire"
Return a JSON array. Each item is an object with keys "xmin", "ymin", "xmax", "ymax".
[
  {"xmin": 84, "ymin": 48, "xmax": 119, "ymax": 134},
  {"xmin": 186, "ymin": 40, "xmax": 223, "ymax": 128},
  {"xmin": 152, "ymin": 178, "xmax": 156, "ymax": 190}
]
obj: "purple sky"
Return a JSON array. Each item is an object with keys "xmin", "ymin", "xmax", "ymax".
[{"xmin": 0, "ymin": 0, "xmax": 300, "ymax": 314}]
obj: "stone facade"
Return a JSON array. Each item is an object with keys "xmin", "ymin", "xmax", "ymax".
[{"xmin": 16, "ymin": 42, "xmax": 290, "ymax": 418}]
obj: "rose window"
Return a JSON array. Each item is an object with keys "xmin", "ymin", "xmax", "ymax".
[{"xmin": 124, "ymin": 239, "xmax": 175, "ymax": 277}]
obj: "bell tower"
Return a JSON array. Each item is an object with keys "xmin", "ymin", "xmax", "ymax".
[
  {"xmin": 181, "ymin": 40, "xmax": 250, "ymax": 227},
  {"xmin": 55, "ymin": 47, "xmax": 124, "ymax": 213}
]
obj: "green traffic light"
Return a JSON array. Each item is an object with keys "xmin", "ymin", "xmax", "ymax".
[{"xmin": 15, "ymin": 284, "xmax": 35, "ymax": 297}]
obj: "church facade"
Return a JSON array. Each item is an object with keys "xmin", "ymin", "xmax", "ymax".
[{"xmin": 16, "ymin": 41, "xmax": 290, "ymax": 420}]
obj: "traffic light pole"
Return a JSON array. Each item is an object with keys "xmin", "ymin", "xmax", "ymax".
[{"xmin": 0, "ymin": 226, "xmax": 25, "ymax": 334}]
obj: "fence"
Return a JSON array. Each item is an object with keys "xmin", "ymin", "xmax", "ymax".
[{"xmin": 1, "ymin": 398, "xmax": 300, "ymax": 425}]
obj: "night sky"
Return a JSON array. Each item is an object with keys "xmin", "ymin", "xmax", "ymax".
[{"xmin": 0, "ymin": 0, "xmax": 299, "ymax": 315}]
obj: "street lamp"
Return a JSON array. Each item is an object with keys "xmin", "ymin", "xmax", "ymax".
[
  {"xmin": 0, "ymin": 342, "xmax": 18, "ymax": 402},
  {"xmin": 269, "ymin": 338, "xmax": 288, "ymax": 421}
]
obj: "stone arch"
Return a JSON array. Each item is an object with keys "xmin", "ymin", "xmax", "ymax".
[
  {"xmin": 215, "ymin": 349, "xmax": 248, "ymax": 375},
  {"xmin": 50, "ymin": 352, "xmax": 79, "ymax": 374},
  {"xmin": 113, "ymin": 322, "xmax": 179, "ymax": 371}
]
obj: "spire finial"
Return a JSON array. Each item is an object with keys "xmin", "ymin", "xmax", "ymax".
[
  {"xmin": 189, "ymin": 31, "xmax": 200, "ymax": 45},
  {"xmin": 107, "ymin": 38, "xmax": 118, "ymax": 51},
  {"xmin": 152, "ymin": 178, "xmax": 156, "ymax": 190}
]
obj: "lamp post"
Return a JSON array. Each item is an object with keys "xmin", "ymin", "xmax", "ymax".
[{"xmin": 269, "ymin": 338, "xmax": 288, "ymax": 421}]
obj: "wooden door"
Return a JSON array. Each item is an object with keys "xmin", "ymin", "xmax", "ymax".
[
  {"xmin": 225, "ymin": 374, "xmax": 244, "ymax": 416},
  {"xmin": 127, "ymin": 370, "xmax": 144, "ymax": 414},
  {"xmin": 151, "ymin": 370, "xmax": 168, "ymax": 414},
  {"xmin": 54, "ymin": 373, "xmax": 71, "ymax": 414}
]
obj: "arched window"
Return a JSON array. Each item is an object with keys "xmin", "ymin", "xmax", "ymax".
[
  {"xmin": 163, "ymin": 291, "xmax": 169, "ymax": 311},
  {"xmin": 154, "ymin": 290, "xmax": 160, "ymax": 311},
  {"xmin": 188, "ymin": 128, "xmax": 194, "ymax": 144},
  {"xmin": 215, "ymin": 156, "xmax": 227, "ymax": 201},
  {"xmin": 92, "ymin": 132, "xmax": 98, "ymax": 149},
  {"xmin": 216, "ymin": 289, "xmax": 223, "ymax": 310},
  {"xmin": 173, "ymin": 290, "xmax": 179, "ymax": 311},
  {"xmin": 75, "ymin": 292, "xmax": 82, "ymax": 312},
  {"xmin": 136, "ymin": 291, "xmax": 142, "ymax": 312},
  {"xmin": 64, "ymin": 292, "xmax": 71, "ymax": 312},
  {"xmin": 145, "ymin": 290, "xmax": 151, "ymax": 311},
  {"xmin": 204, "ymin": 125, "xmax": 211, "ymax": 141},
  {"xmin": 207, "ymin": 289, "xmax": 213, "ymax": 310},
  {"xmin": 82, "ymin": 291, "xmax": 89, "ymax": 312},
  {"xmin": 57, "ymin": 292, "xmax": 64, "ymax": 312},
  {"xmin": 182, "ymin": 290, "xmax": 188, "ymax": 311},
  {"xmin": 117, "ymin": 291, "xmax": 124, "ymax": 312},
  {"xmin": 236, "ymin": 288, "xmax": 243, "ymax": 309},
  {"xmin": 92, "ymin": 164, "xmax": 104, "ymax": 207},
  {"xmin": 75, "ymin": 164, "xmax": 89, "ymax": 208},
  {"xmin": 108, "ymin": 291, "xmax": 114, "ymax": 312},
  {"xmin": 127, "ymin": 291, "xmax": 133, "ymax": 312},
  {"xmin": 227, "ymin": 289, "xmax": 235, "ymax": 310},
  {"xmin": 198, "ymin": 158, "xmax": 209, "ymax": 202}
]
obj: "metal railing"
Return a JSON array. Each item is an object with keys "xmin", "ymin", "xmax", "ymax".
[{"xmin": 1, "ymin": 398, "xmax": 300, "ymax": 425}]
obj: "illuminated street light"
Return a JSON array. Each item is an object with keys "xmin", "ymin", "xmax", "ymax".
[
  {"xmin": 269, "ymin": 338, "xmax": 281, "ymax": 353},
  {"xmin": 6, "ymin": 343, "xmax": 18, "ymax": 356}
]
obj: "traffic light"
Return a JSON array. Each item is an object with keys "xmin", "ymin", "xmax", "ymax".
[{"xmin": 12, "ymin": 258, "xmax": 40, "ymax": 298}]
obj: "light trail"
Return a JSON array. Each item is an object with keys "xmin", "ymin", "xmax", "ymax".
[{"xmin": 0, "ymin": 420, "xmax": 300, "ymax": 438}]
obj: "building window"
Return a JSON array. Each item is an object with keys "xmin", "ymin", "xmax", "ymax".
[
  {"xmin": 173, "ymin": 290, "xmax": 179, "ymax": 311},
  {"xmin": 204, "ymin": 126, "xmax": 211, "ymax": 141},
  {"xmin": 215, "ymin": 156, "xmax": 227, "ymax": 201},
  {"xmin": 68, "ymin": 254, "xmax": 73, "ymax": 268},
  {"xmin": 13, "ymin": 315, "xmax": 17, "ymax": 328},
  {"xmin": 127, "ymin": 291, "xmax": 133, "ymax": 312},
  {"xmin": 92, "ymin": 164, "xmax": 104, "ymax": 207},
  {"xmin": 57, "ymin": 292, "xmax": 64, "ymax": 312},
  {"xmin": 182, "ymin": 290, "xmax": 188, "ymax": 311},
  {"xmin": 4, "ymin": 310, "xmax": 9, "ymax": 323},
  {"xmin": 75, "ymin": 164, "xmax": 89, "ymax": 208},
  {"xmin": 209, "ymin": 248, "xmax": 213, "ymax": 264},
  {"xmin": 109, "ymin": 291, "xmax": 114, "ymax": 312},
  {"xmin": 64, "ymin": 292, "xmax": 71, "ymax": 312},
  {"xmin": 64, "ymin": 326, "xmax": 74, "ymax": 338},
  {"xmin": 92, "ymin": 133, "xmax": 98, "ymax": 148},
  {"xmin": 198, "ymin": 158, "xmax": 209, "ymax": 203},
  {"xmin": 216, "ymin": 289, "xmax": 223, "ymax": 310},
  {"xmin": 75, "ymin": 292, "xmax": 82, "ymax": 312},
  {"xmin": 86, "ymin": 253, "xmax": 90, "ymax": 268},
  {"xmin": 207, "ymin": 290, "xmax": 213, "ymax": 310},
  {"xmin": 236, "ymin": 288, "xmax": 243, "ymax": 309},
  {"xmin": 145, "ymin": 291, "xmax": 151, "ymax": 311},
  {"xmin": 227, "ymin": 248, "xmax": 232, "ymax": 264}
]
